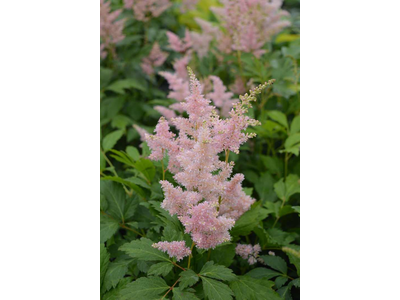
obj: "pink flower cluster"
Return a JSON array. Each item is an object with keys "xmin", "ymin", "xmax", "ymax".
[
  {"xmin": 100, "ymin": 0, "xmax": 125, "ymax": 59},
  {"xmin": 141, "ymin": 42, "xmax": 168, "ymax": 76},
  {"xmin": 146, "ymin": 68, "xmax": 274, "ymax": 249},
  {"xmin": 209, "ymin": 0, "xmax": 291, "ymax": 57},
  {"xmin": 235, "ymin": 243, "xmax": 262, "ymax": 265},
  {"xmin": 180, "ymin": 0, "xmax": 199, "ymax": 13},
  {"xmin": 152, "ymin": 241, "xmax": 191, "ymax": 261},
  {"xmin": 124, "ymin": 0, "xmax": 171, "ymax": 22},
  {"xmin": 207, "ymin": 76, "xmax": 237, "ymax": 117}
]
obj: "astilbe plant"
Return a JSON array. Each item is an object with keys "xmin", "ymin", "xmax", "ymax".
[
  {"xmin": 140, "ymin": 42, "xmax": 168, "ymax": 76},
  {"xmin": 146, "ymin": 68, "xmax": 275, "ymax": 250},
  {"xmin": 100, "ymin": 0, "xmax": 125, "ymax": 59},
  {"xmin": 211, "ymin": 0, "xmax": 291, "ymax": 57},
  {"xmin": 123, "ymin": 0, "xmax": 171, "ymax": 22}
]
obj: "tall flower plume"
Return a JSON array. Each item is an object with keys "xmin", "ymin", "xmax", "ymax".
[
  {"xmin": 100, "ymin": 0, "xmax": 125, "ymax": 59},
  {"xmin": 141, "ymin": 42, "xmax": 168, "ymax": 75},
  {"xmin": 210, "ymin": 0, "xmax": 290, "ymax": 57},
  {"xmin": 124, "ymin": 0, "xmax": 171, "ymax": 21},
  {"xmin": 152, "ymin": 241, "xmax": 191, "ymax": 261},
  {"xmin": 146, "ymin": 68, "xmax": 275, "ymax": 249}
]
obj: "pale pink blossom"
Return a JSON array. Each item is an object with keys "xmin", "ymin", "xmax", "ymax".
[
  {"xmin": 141, "ymin": 42, "xmax": 168, "ymax": 75},
  {"xmin": 147, "ymin": 68, "xmax": 273, "ymax": 249},
  {"xmin": 206, "ymin": 76, "xmax": 237, "ymax": 117},
  {"xmin": 154, "ymin": 105, "xmax": 176, "ymax": 121},
  {"xmin": 173, "ymin": 53, "xmax": 191, "ymax": 80},
  {"xmin": 133, "ymin": 124, "xmax": 148, "ymax": 143},
  {"xmin": 211, "ymin": 0, "xmax": 290, "ymax": 56},
  {"xmin": 219, "ymin": 174, "xmax": 255, "ymax": 220},
  {"xmin": 124, "ymin": 0, "xmax": 171, "ymax": 21},
  {"xmin": 236, "ymin": 243, "xmax": 262, "ymax": 265},
  {"xmin": 180, "ymin": 0, "xmax": 199, "ymax": 12},
  {"xmin": 100, "ymin": 0, "xmax": 125, "ymax": 59},
  {"xmin": 159, "ymin": 72, "xmax": 190, "ymax": 103},
  {"xmin": 152, "ymin": 241, "xmax": 191, "ymax": 261},
  {"xmin": 166, "ymin": 30, "xmax": 192, "ymax": 53}
]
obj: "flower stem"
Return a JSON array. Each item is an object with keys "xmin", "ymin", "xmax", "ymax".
[
  {"xmin": 161, "ymin": 277, "xmax": 181, "ymax": 300},
  {"xmin": 187, "ymin": 242, "xmax": 195, "ymax": 269}
]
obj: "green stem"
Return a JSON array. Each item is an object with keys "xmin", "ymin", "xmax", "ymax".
[
  {"xmin": 161, "ymin": 277, "xmax": 181, "ymax": 300},
  {"xmin": 187, "ymin": 242, "xmax": 195, "ymax": 269}
]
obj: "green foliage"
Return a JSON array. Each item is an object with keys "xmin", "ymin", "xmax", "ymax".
[
  {"xmin": 199, "ymin": 261, "xmax": 237, "ymax": 281},
  {"xmin": 120, "ymin": 276, "xmax": 169, "ymax": 300},
  {"xmin": 100, "ymin": 1, "xmax": 300, "ymax": 299},
  {"xmin": 119, "ymin": 238, "xmax": 170, "ymax": 262},
  {"xmin": 201, "ymin": 277, "xmax": 234, "ymax": 300},
  {"xmin": 229, "ymin": 276, "xmax": 281, "ymax": 300},
  {"xmin": 179, "ymin": 269, "xmax": 199, "ymax": 289}
]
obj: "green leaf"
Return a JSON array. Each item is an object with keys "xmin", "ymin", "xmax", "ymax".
[
  {"xmin": 173, "ymin": 289, "xmax": 199, "ymax": 300},
  {"xmin": 102, "ymin": 175, "xmax": 146, "ymax": 199},
  {"xmin": 111, "ymin": 115, "xmax": 132, "ymax": 129},
  {"xmin": 275, "ymin": 276, "xmax": 289, "ymax": 289},
  {"xmin": 100, "ymin": 244, "xmax": 110, "ymax": 287},
  {"xmin": 260, "ymin": 255, "xmax": 287, "ymax": 274},
  {"xmin": 284, "ymin": 133, "xmax": 300, "ymax": 156},
  {"xmin": 101, "ymin": 67, "xmax": 113, "ymax": 89},
  {"xmin": 119, "ymin": 238, "xmax": 170, "ymax": 262},
  {"xmin": 199, "ymin": 261, "xmax": 237, "ymax": 281},
  {"xmin": 290, "ymin": 115, "xmax": 300, "ymax": 135},
  {"xmin": 100, "ymin": 180, "xmax": 132, "ymax": 222},
  {"xmin": 261, "ymin": 156, "xmax": 283, "ymax": 176},
  {"xmin": 102, "ymin": 130, "xmax": 124, "ymax": 152},
  {"xmin": 267, "ymin": 110, "xmax": 289, "ymax": 129},
  {"xmin": 126, "ymin": 146, "xmax": 140, "ymax": 161},
  {"xmin": 273, "ymin": 174, "xmax": 300, "ymax": 203},
  {"xmin": 231, "ymin": 203, "xmax": 270, "ymax": 236},
  {"xmin": 102, "ymin": 260, "xmax": 129, "ymax": 292},
  {"xmin": 148, "ymin": 262, "xmax": 174, "ymax": 277},
  {"xmin": 279, "ymin": 205, "xmax": 296, "ymax": 218},
  {"xmin": 134, "ymin": 158, "xmax": 156, "ymax": 182},
  {"xmin": 246, "ymin": 267, "xmax": 281, "ymax": 280},
  {"xmin": 201, "ymin": 277, "xmax": 234, "ymax": 300},
  {"xmin": 282, "ymin": 245, "xmax": 300, "ymax": 276},
  {"xmin": 103, "ymin": 278, "xmax": 130, "ymax": 300},
  {"xmin": 120, "ymin": 276, "xmax": 169, "ymax": 300},
  {"xmin": 209, "ymin": 243, "xmax": 236, "ymax": 267},
  {"xmin": 106, "ymin": 78, "xmax": 146, "ymax": 94},
  {"xmin": 100, "ymin": 214, "xmax": 119, "ymax": 243},
  {"xmin": 254, "ymin": 172, "xmax": 276, "ymax": 203},
  {"xmin": 229, "ymin": 276, "xmax": 281, "ymax": 300},
  {"xmin": 179, "ymin": 269, "xmax": 199, "ymax": 289}
]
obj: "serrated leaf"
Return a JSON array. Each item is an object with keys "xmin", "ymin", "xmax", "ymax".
[
  {"xmin": 267, "ymin": 110, "xmax": 288, "ymax": 129},
  {"xmin": 102, "ymin": 130, "xmax": 124, "ymax": 152},
  {"xmin": 148, "ymin": 262, "xmax": 174, "ymax": 276},
  {"xmin": 245, "ymin": 267, "xmax": 281, "ymax": 280},
  {"xmin": 273, "ymin": 174, "xmax": 300, "ymax": 203},
  {"xmin": 229, "ymin": 276, "xmax": 281, "ymax": 300},
  {"xmin": 261, "ymin": 156, "xmax": 283, "ymax": 176},
  {"xmin": 179, "ymin": 269, "xmax": 199, "ymax": 289},
  {"xmin": 100, "ymin": 244, "xmax": 110, "ymax": 287},
  {"xmin": 102, "ymin": 260, "xmax": 129, "ymax": 292},
  {"xmin": 199, "ymin": 261, "xmax": 237, "ymax": 281},
  {"xmin": 282, "ymin": 245, "xmax": 300, "ymax": 276},
  {"xmin": 100, "ymin": 180, "xmax": 135, "ymax": 222},
  {"xmin": 173, "ymin": 289, "xmax": 199, "ymax": 300},
  {"xmin": 231, "ymin": 203, "xmax": 270, "ymax": 236},
  {"xmin": 260, "ymin": 255, "xmax": 287, "ymax": 274},
  {"xmin": 100, "ymin": 214, "xmax": 119, "ymax": 243},
  {"xmin": 103, "ymin": 277, "xmax": 130, "ymax": 300},
  {"xmin": 120, "ymin": 277, "xmax": 169, "ymax": 300},
  {"xmin": 275, "ymin": 276, "xmax": 289, "ymax": 289},
  {"xmin": 209, "ymin": 244, "xmax": 236, "ymax": 267},
  {"xmin": 201, "ymin": 277, "xmax": 233, "ymax": 300},
  {"xmin": 119, "ymin": 238, "xmax": 170, "ymax": 262}
]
